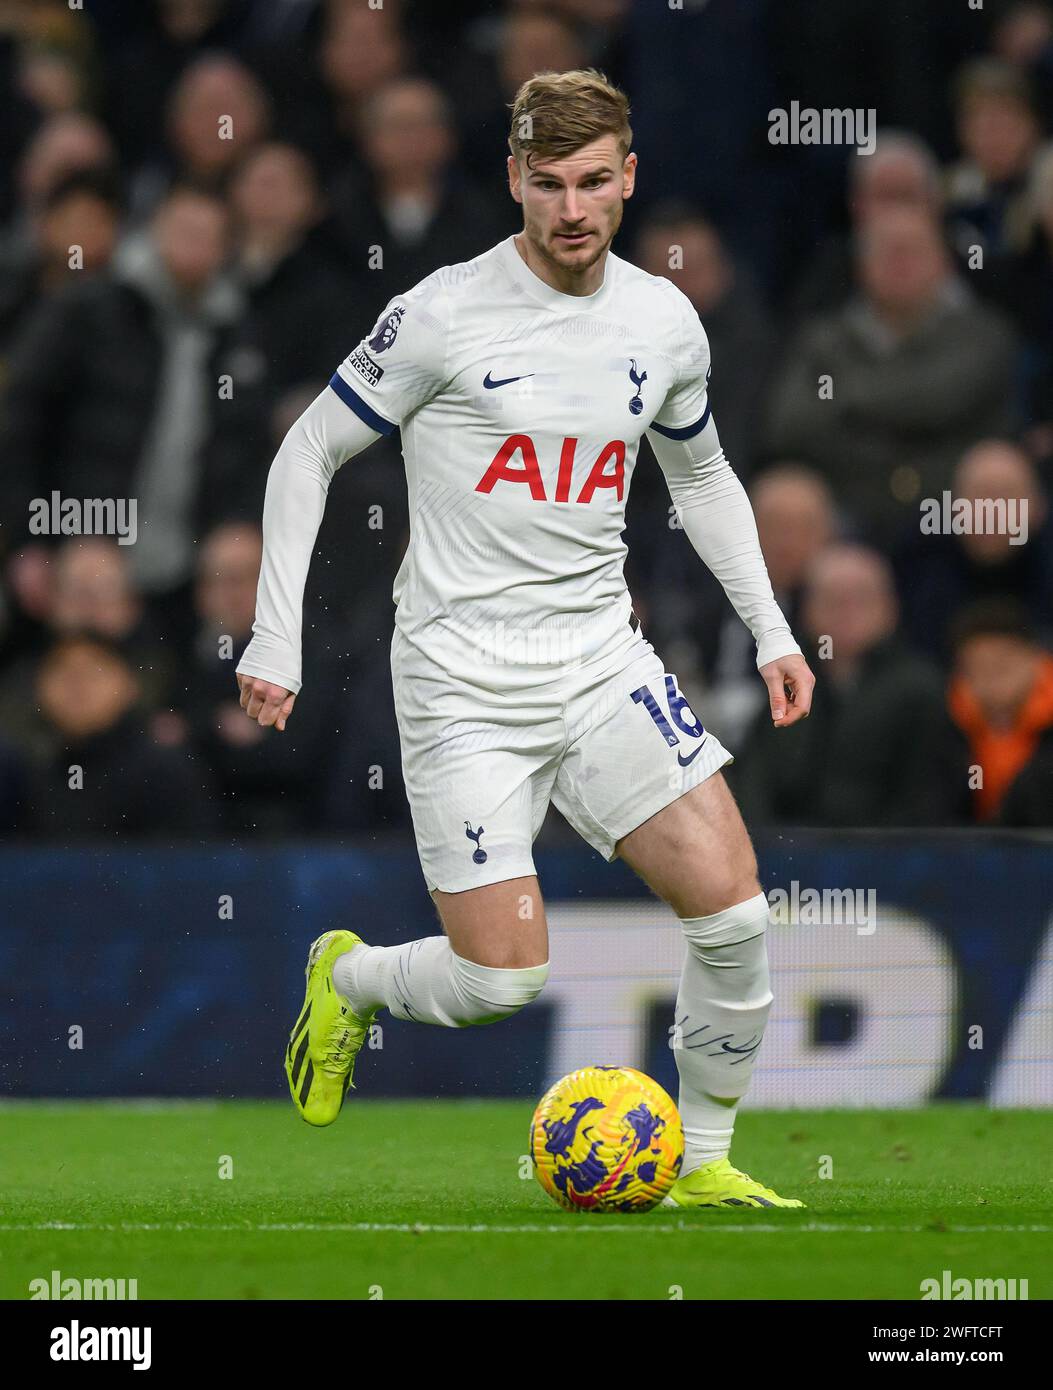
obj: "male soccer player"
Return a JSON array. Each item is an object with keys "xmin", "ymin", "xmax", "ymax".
[{"xmin": 236, "ymin": 71, "xmax": 814, "ymax": 1209}]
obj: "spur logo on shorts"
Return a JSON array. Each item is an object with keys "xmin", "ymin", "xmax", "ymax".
[
  {"xmin": 475, "ymin": 435, "xmax": 626, "ymax": 504},
  {"xmin": 464, "ymin": 822, "xmax": 487, "ymax": 864}
]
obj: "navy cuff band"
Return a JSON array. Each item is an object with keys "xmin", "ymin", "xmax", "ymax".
[
  {"xmin": 328, "ymin": 373, "xmax": 397, "ymax": 435},
  {"xmin": 649, "ymin": 401, "xmax": 712, "ymax": 440}
]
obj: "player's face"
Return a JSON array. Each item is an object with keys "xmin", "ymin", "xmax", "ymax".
[{"xmin": 509, "ymin": 136, "xmax": 636, "ymax": 279}]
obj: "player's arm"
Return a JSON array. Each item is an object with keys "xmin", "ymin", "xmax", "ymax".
[
  {"xmin": 236, "ymin": 283, "xmax": 450, "ymax": 729},
  {"xmin": 647, "ymin": 300, "xmax": 813, "ymax": 727},
  {"xmin": 235, "ymin": 387, "xmax": 384, "ymax": 728}
]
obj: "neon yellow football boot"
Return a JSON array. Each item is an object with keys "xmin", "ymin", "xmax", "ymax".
[
  {"xmin": 663, "ymin": 1157, "xmax": 806, "ymax": 1209},
  {"xmin": 285, "ymin": 930, "xmax": 375, "ymax": 1126}
]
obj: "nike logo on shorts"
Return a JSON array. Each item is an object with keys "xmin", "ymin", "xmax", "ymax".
[{"xmin": 677, "ymin": 739, "xmax": 708, "ymax": 767}]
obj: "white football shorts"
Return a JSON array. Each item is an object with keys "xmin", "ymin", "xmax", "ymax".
[{"xmin": 391, "ymin": 626, "xmax": 733, "ymax": 893}]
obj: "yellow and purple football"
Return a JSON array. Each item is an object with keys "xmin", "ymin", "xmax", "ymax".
[{"xmin": 530, "ymin": 1065, "xmax": 684, "ymax": 1213}]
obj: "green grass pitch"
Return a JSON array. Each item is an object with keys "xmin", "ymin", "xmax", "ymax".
[{"xmin": 0, "ymin": 1101, "xmax": 1049, "ymax": 1300}]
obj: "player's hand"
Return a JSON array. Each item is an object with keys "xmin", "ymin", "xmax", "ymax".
[
  {"xmin": 236, "ymin": 672, "xmax": 297, "ymax": 732},
  {"xmin": 759, "ymin": 653, "xmax": 814, "ymax": 729}
]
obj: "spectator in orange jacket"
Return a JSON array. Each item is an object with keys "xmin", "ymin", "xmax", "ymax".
[{"xmin": 948, "ymin": 601, "xmax": 1053, "ymax": 823}]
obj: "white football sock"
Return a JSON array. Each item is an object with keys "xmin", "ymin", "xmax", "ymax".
[
  {"xmin": 332, "ymin": 936, "xmax": 549, "ymax": 1027},
  {"xmin": 672, "ymin": 893, "xmax": 772, "ymax": 1174}
]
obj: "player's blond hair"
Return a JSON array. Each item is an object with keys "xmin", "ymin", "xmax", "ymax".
[{"xmin": 508, "ymin": 69, "xmax": 632, "ymax": 167}]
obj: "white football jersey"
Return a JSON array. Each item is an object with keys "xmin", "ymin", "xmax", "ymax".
[{"xmin": 330, "ymin": 235, "xmax": 712, "ymax": 692}]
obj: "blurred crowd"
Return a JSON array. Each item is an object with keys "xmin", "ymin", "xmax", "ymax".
[{"xmin": 0, "ymin": 0, "xmax": 1052, "ymax": 840}]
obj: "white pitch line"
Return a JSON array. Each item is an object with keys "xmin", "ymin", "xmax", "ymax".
[{"xmin": 0, "ymin": 1222, "xmax": 1049, "ymax": 1236}]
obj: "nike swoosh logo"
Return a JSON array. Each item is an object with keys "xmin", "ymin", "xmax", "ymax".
[
  {"xmin": 677, "ymin": 739, "xmax": 708, "ymax": 767},
  {"xmin": 483, "ymin": 371, "xmax": 534, "ymax": 389}
]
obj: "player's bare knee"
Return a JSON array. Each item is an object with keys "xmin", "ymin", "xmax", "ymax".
[
  {"xmin": 667, "ymin": 866, "xmax": 762, "ymax": 921},
  {"xmin": 694, "ymin": 836, "xmax": 761, "ymax": 918}
]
